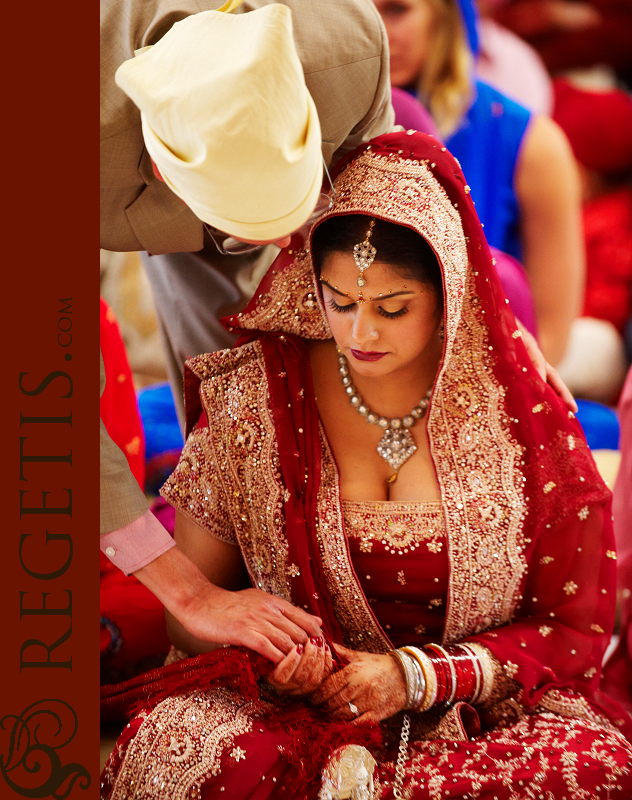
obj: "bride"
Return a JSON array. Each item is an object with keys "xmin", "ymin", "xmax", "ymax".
[{"xmin": 101, "ymin": 131, "xmax": 631, "ymax": 799}]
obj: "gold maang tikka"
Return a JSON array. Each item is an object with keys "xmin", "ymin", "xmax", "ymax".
[{"xmin": 353, "ymin": 219, "xmax": 376, "ymax": 287}]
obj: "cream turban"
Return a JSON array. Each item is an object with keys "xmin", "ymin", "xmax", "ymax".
[{"xmin": 115, "ymin": 4, "xmax": 323, "ymax": 241}]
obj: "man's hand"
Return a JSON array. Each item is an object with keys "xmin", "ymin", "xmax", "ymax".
[
  {"xmin": 518, "ymin": 320, "xmax": 578, "ymax": 413},
  {"xmin": 179, "ymin": 584, "xmax": 323, "ymax": 664},
  {"xmin": 134, "ymin": 545, "xmax": 322, "ymax": 663}
]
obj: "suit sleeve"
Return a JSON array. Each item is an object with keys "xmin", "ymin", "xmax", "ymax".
[{"xmin": 100, "ymin": 349, "xmax": 148, "ymax": 535}]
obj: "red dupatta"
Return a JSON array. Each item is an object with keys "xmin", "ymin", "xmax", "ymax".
[
  {"xmin": 182, "ymin": 263, "xmax": 344, "ymax": 653},
  {"xmin": 215, "ymin": 131, "xmax": 628, "ymax": 736}
]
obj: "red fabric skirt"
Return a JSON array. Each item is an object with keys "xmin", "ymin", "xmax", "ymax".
[{"xmin": 100, "ymin": 648, "xmax": 632, "ymax": 799}]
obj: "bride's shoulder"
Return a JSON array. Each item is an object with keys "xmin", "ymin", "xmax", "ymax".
[{"xmin": 185, "ymin": 341, "xmax": 266, "ymax": 384}]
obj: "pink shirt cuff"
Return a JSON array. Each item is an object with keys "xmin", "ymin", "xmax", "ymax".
[{"xmin": 100, "ymin": 509, "xmax": 176, "ymax": 575}]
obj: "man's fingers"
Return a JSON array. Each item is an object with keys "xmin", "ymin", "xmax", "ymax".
[
  {"xmin": 278, "ymin": 602, "xmax": 322, "ymax": 638},
  {"xmin": 264, "ymin": 625, "xmax": 299, "ymax": 656},
  {"xmin": 241, "ymin": 631, "xmax": 286, "ymax": 664},
  {"xmin": 547, "ymin": 364, "xmax": 578, "ymax": 412},
  {"xmin": 195, "ymin": 588, "xmax": 324, "ymax": 664},
  {"xmin": 269, "ymin": 613, "xmax": 311, "ymax": 647},
  {"xmin": 234, "ymin": 617, "xmax": 298, "ymax": 662}
]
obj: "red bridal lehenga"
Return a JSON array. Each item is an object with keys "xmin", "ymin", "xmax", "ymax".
[{"xmin": 100, "ymin": 132, "xmax": 632, "ymax": 799}]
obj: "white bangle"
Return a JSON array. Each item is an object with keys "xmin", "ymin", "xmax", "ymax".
[
  {"xmin": 400, "ymin": 646, "xmax": 435, "ymax": 711},
  {"xmin": 391, "ymin": 649, "xmax": 425, "ymax": 710}
]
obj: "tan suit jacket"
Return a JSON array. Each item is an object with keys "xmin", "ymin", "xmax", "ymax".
[
  {"xmin": 100, "ymin": 351, "xmax": 148, "ymax": 534},
  {"xmin": 100, "ymin": 0, "xmax": 394, "ymax": 536},
  {"xmin": 100, "ymin": 0, "xmax": 395, "ymax": 254}
]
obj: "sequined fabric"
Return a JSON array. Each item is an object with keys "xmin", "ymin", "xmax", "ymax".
[
  {"xmin": 102, "ymin": 132, "xmax": 632, "ymax": 799},
  {"xmin": 343, "ymin": 500, "xmax": 448, "ymax": 647}
]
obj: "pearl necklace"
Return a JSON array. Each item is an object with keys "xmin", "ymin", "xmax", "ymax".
[{"xmin": 337, "ymin": 351, "xmax": 432, "ymax": 483}]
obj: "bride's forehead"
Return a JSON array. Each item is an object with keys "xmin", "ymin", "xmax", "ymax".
[{"xmin": 320, "ymin": 252, "xmax": 417, "ymax": 287}]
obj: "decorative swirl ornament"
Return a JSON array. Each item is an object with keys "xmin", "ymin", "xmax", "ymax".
[
  {"xmin": 338, "ymin": 350, "xmax": 432, "ymax": 483},
  {"xmin": 0, "ymin": 699, "xmax": 91, "ymax": 797}
]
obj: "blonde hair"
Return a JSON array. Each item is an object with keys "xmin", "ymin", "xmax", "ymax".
[{"xmin": 416, "ymin": 0, "xmax": 474, "ymax": 139}]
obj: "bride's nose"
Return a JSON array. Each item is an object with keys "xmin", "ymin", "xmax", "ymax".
[{"xmin": 351, "ymin": 306, "xmax": 379, "ymax": 343}]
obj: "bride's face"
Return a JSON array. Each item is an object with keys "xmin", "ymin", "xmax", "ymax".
[
  {"xmin": 320, "ymin": 252, "xmax": 443, "ymax": 379},
  {"xmin": 372, "ymin": 0, "xmax": 437, "ymax": 87}
]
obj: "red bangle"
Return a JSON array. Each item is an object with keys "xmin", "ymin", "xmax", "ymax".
[
  {"xmin": 455, "ymin": 643, "xmax": 484, "ymax": 703},
  {"xmin": 423, "ymin": 644, "xmax": 453, "ymax": 704},
  {"xmin": 422, "ymin": 644, "xmax": 482, "ymax": 705},
  {"xmin": 445, "ymin": 645, "xmax": 478, "ymax": 702}
]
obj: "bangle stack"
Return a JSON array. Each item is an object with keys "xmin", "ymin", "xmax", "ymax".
[
  {"xmin": 390, "ymin": 648, "xmax": 427, "ymax": 711},
  {"xmin": 390, "ymin": 642, "xmax": 487, "ymax": 710}
]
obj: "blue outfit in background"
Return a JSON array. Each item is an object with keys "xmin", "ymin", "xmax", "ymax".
[{"xmin": 445, "ymin": 80, "xmax": 531, "ymax": 262}]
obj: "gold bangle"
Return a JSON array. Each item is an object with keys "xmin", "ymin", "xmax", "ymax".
[
  {"xmin": 389, "ymin": 649, "xmax": 418, "ymax": 710},
  {"xmin": 401, "ymin": 646, "xmax": 436, "ymax": 711}
]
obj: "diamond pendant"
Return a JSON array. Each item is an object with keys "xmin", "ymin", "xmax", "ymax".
[{"xmin": 377, "ymin": 428, "xmax": 417, "ymax": 472}]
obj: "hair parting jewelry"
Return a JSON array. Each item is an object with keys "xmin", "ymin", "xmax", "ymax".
[{"xmin": 352, "ymin": 218, "xmax": 377, "ymax": 288}]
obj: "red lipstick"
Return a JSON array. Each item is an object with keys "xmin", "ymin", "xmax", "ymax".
[{"xmin": 350, "ymin": 349, "xmax": 386, "ymax": 362}]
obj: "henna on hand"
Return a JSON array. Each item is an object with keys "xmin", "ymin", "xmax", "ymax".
[
  {"xmin": 265, "ymin": 637, "xmax": 334, "ymax": 697},
  {"xmin": 311, "ymin": 644, "xmax": 407, "ymax": 723}
]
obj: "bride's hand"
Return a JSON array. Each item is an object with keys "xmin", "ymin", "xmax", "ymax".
[
  {"xmin": 265, "ymin": 636, "xmax": 334, "ymax": 697},
  {"xmin": 310, "ymin": 644, "xmax": 406, "ymax": 723}
]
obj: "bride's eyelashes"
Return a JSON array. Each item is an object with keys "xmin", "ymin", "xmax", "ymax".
[
  {"xmin": 327, "ymin": 297, "xmax": 409, "ymax": 319},
  {"xmin": 327, "ymin": 297, "xmax": 355, "ymax": 313},
  {"xmin": 378, "ymin": 306, "xmax": 408, "ymax": 319}
]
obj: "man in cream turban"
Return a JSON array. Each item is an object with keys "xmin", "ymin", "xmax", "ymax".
[
  {"xmin": 100, "ymin": 0, "xmax": 394, "ymax": 658},
  {"xmin": 113, "ymin": 3, "xmax": 325, "ymax": 248}
]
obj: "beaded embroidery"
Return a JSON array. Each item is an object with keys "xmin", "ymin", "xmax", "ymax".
[{"xmin": 342, "ymin": 500, "xmax": 445, "ymax": 555}]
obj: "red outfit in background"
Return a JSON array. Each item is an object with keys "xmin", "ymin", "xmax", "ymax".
[
  {"xmin": 552, "ymin": 78, "xmax": 632, "ymax": 332},
  {"xmin": 493, "ymin": 0, "xmax": 632, "ymax": 81},
  {"xmin": 100, "ymin": 297, "xmax": 171, "ymax": 682},
  {"xmin": 582, "ymin": 187, "xmax": 632, "ymax": 333}
]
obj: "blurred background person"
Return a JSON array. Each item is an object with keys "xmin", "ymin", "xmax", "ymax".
[
  {"xmin": 476, "ymin": 0, "xmax": 555, "ymax": 114},
  {"xmin": 373, "ymin": 0, "xmax": 585, "ymax": 367},
  {"xmin": 490, "ymin": 0, "xmax": 632, "ymax": 90},
  {"xmin": 552, "ymin": 77, "xmax": 632, "ymax": 405}
]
